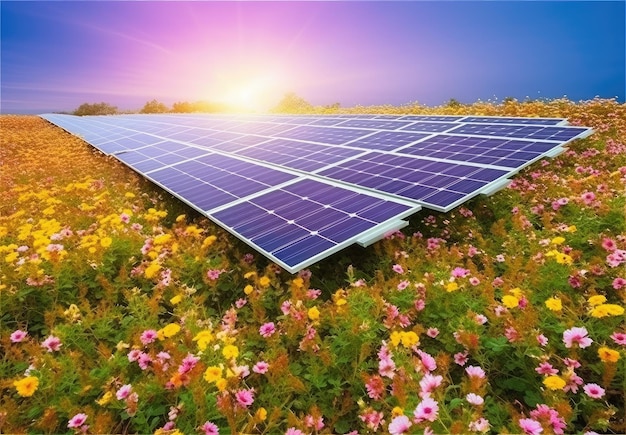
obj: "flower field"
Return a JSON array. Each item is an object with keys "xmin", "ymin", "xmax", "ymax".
[{"xmin": 1, "ymin": 98, "xmax": 624, "ymax": 435}]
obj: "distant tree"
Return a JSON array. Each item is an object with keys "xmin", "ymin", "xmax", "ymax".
[
  {"xmin": 140, "ymin": 99, "xmax": 169, "ymax": 114},
  {"xmin": 172, "ymin": 101, "xmax": 194, "ymax": 113},
  {"xmin": 73, "ymin": 102, "xmax": 118, "ymax": 116},
  {"xmin": 271, "ymin": 92, "xmax": 314, "ymax": 113},
  {"xmin": 445, "ymin": 98, "xmax": 463, "ymax": 108},
  {"xmin": 503, "ymin": 96, "xmax": 517, "ymax": 104}
]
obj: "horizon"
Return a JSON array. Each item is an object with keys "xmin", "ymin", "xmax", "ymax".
[{"xmin": 2, "ymin": 1, "xmax": 624, "ymax": 115}]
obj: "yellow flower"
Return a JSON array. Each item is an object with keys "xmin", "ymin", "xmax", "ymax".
[
  {"xmin": 509, "ymin": 287, "xmax": 523, "ymax": 297},
  {"xmin": 502, "ymin": 295, "xmax": 519, "ymax": 309},
  {"xmin": 244, "ymin": 285, "xmax": 254, "ymax": 295},
  {"xmin": 551, "ymin": 236, "xmax": 565, "ymax": 245},
  {"xmin": 255, "ymin": 407, "xmax": 268, "ymax": 422},
  {"xmin": 587, "ymin": 295, "xmax": 607, "ymax": 306},
  {"xmin": 598, "ymin": 346, "xmax": 620, "ymax": 363},
  {"xmin": 400, "ymin": 331, "xmax": 419, "ymax": 348},
  {"xmin": 554, "ymin": 252, "xmax": 573, "ymax": 265},
  {"xmin": 170, "ymin": 295, "xmax": 182, "ymax": 305},
  {"xmin": 193, "ymin": 330, "xmax": 214, "ymax": 351},
  {"xmin": 144, "ymin": 262, "xmax": 161, "ymax": 279},
  {"xmin": 222, "ymin": 344, "xmax": 239, "ymax": 359},
  {"xmin": 202, "ymin": 235, "xmax": 217, "ymax": 249},
  {"xmin": 14, "ymin": 376, "xmax": 39, "ymax": 397},
  {"xmin": 391, "ymin": 406, "xmax": 404, "ymax": 417},
  {"xmin": 96, "ymin": 391, "xmax": 113, "ymax": 406},
  {"xmin": 100, "ymin": 237, "xmax": 113, "ymax": 248},
  {"xmin": 292, "ymin": 277, "xmax": 304, "ymax": 288},
  {"xmin": 445, "ymin": 282, "xmax": 459, "ymax": 292},
  {"xmin": 390, "ymin": 331, "xmax": 402, "ymax": 347},
  {"xmin": 590, "ymin": 304, "xmax": 624, "ymax": 318},
  {"xmin": 545, "ymin": 297, "xmax": 562, "ymax": 312},
  {"xmin": 153, "ymin": 234, "xmax": 172, "ymax": 245},
  {"xmin": 308, "ymin": 306, "xmax": 320, "ymax": 321},
  {"xmin": 543, "ymin": 375, "xmax": 566, "ymax": 391},
  {"xmin": 566, "ymin": 225, "xmax": 577, "ymax": 233},
  {"xmin": 244, "ymin": 271, "xmax": 257, "ymax": 279},
  {"xmin": 335, "ymin": 297, "xmax": 347, "ymax": 306},
  {"xmin": 124, "ymin": 192, "xmax": 136, "ymax": 198},
  {"xmin": 159, "ymin": 323, "xmax": 181, "ymax": 340},
  {"xmin": 5, "ymin": 251, "xmax": 19, "ymax": 263},
  {"xmin": 203, "ymin": 366, "xmax": 223, "ymax": 382},
  {"xmin": 259, "ymin": 276, "xmax": 271, "ymax": 287},
  {"xmin": 176, "ymin": 214, "xmax": 186, "ymax": 222},
  {"xmin": 216, "ymin": 378, "xmax": 228, "ymax": 391}
]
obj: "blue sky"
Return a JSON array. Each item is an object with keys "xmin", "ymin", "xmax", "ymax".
[{"xmin": 1, "ymin": 1, "xmax": 624, "ymax": 113}]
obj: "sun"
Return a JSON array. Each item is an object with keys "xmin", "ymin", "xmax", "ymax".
[{"xmin": 212, "ymin": 67, "xmax": 287, "ymax": 113}]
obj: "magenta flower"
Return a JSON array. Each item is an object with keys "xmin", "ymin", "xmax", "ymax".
[
  {"xmin": 67, "ymin": 413, "xmax": 88, "ymax": 429},
  {"xmin": 414, "ymin": 397, "xmax": 439, "ymax": 422},
  {"xmin": 116, "ymin": 384, "xmax": 132, "ymax": 400},
  {"xmin": 519, "ymin": 418, "xmax": 543, "ymax": 435},
  {"xmin": 201, "ymin": 421, "xmax": 219, "ymax": 435},
  {"xmin": 137, "ymin": 352, "xmax": 152, "ymax": 370},
  {"xmin": 612, "ymin": 277, "xmax": 626, "ymax": 290},
  {"xmin": 563, "ymin": 326, "xmax": 593, "ymax": 348},
  {"xmin": 388, "ymin": 415, "xmax": 412, "ymax": 435},
  {"xmin": 359, "ymin": 409, "xmax": 384, "ymax": 431},
  {"xmin": 454, "ymin": 351, "xmax": 469, "ymax": 366},
  {"xmin": 392, "ymin": 264, "xmax": 404, "ymax": 274},
  {"xmin": 10, "ymin": 329, "xmax": 27, "ymax": 343},
  {"xmin": 304, "ymin": 414, "xmax": 324, "ymax": 430},
  {"xmin": 253, "ymin": 361, "xmax": 269, "ymax": 374},
  {"xmin": 234, "ymin": 388, "xmax": 254, "ymax": 407},
  {"xmin": 466, "ymin": 365, "xmax": 486, "ymax": 379},
  {"xmin": 127, "ymin": 349, "xmax": 141, "ymax": 362},
  {"xmin": 365, "ymin": 375, "xmax": 385, "ymax": 400},
  {"xmin": 285, "ymin": 428, "xmax": 304, "ymax": 435},
  {"xmin": 206, "ymin": 269, "xmax": 223, "ymax": 280},
  {"xmin": 468, "ymin": 417, "xmax": 491, "ymax": 433},
  {"xmin": 610, "ymin": 331, "xmax": 626, "ymax": 346},
  {"xmin": 416, "ymin": 350, "xmax": 437, "ymax": 373},
  {"xmin": 536, "ymin": 334, "xmax": 549, "ymax": 346},
  {"xmin": 535, "ymin": 362, "xmax": 558, "ymax": 375},
  {"xmin": 601, "ymin": 237, "xmax": 617, "ymax": 251},
  {"xmin": 140, "ymin": 329, "xmax": 158, "ymax": 345},
  {"xmin": 41, "ymin": 335, "xmax": 62, "ymax": 352},
  {"xmin": 178, "ymin": 353, "xmax": 200, "ymax": 374},
  {"xmin": 451, "ymin": 267, "xmax": 470, "ymax": 278},
  {"xmin": 583, "ymin": 383, "xmax": 605, "ymax": 399},
  {"xmin": 426, "ymin": 327, "xmax": 439, "ymax": 338},
  {"xmin": 259, "ymin": 322, "xmax": 276, "ymax": 338},
  {"xmin": 419, "ymin": 373, "xmax": 443, "ymax": 398}
]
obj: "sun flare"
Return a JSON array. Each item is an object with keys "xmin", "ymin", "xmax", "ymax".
[{"xmin": 211, "ymin": 67, "xmax": 287, "ymax": 112}]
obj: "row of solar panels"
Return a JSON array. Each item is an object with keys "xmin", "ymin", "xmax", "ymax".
[{"xmin": 41, "ymin": 113, "xmax": 593, "ymax": 272}]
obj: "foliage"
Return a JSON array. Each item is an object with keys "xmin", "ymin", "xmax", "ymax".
[
  {"xmin": 73, "ymin": 102, "xmax": 118, "ymax": 116},
  {"xmin": 1, "ymin": 98, "xmax": 625, "ymax": 435},
  {"xmin": 140, "ymin": 99, "xmax": 169, "ymax": 114},
  {"xmin": 271, "ymin": 92, "xmax": 315, "ymax": 114}
]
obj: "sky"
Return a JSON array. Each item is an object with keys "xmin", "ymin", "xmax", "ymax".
[{"xmin": 1, "ymin": 1, "xmax": 624, "ymax": 114}]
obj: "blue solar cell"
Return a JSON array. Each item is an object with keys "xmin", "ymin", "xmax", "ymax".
[
  {"xmin": 447, "ymin": 124, "xmax": 587, "ymax": 141},
  {"xmin": 460, "ymin": 116, "xmax": 564, "ymax": 125},
  {"xmin": 335, "ymin": 119, "xmax": 413, "ymax": 130},
  {"xmin": 277, "ymin": 125, "xmax": 371, "ymax": 145},
  {"xmin": 346, "ymin": 131, "xmax": 429, "ymax": 151},
  {"xmin": 400, "ymin": 122, "xmax": 458, "ymax": 133},
  {"xmin": 400, "ymin": 115, "xmax": 465, "ymax": 122}
]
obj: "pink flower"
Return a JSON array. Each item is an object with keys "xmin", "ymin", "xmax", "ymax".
[
  {"xmin": 612, "ymin": 277, "xmax": 626, "ymax": 290},
  {"xmin": 535, "ymin": 362, "xmax": 558, "ymax": 375},
  {"xmin": 601, "ymin": 238, "xmax": 617, "ymax": 252},
  {"xmin": 469, "ymin": 417, "xmax": 491, "ymax": 433},
  {"xmin": 563, "ymin": 358, "xmax": 581, "ymax": 369},
  {"xmin": 580, "ymin": 192, "xmax": 595, "ymax": 205},
  {"xmin": 120, "ymin": 213, "xmax": 131, "ymax": 223},
  {"xmin": 496, "ymin": 254, "xmax": 505, "ymax": 263},
  {"xmin": 469, "ymin": 277, "xmax": 480, "ymax": 286},
  {"xmin": 474, "ymin": 314, "xmax": 488, "ymax": 325},
  {"xmin": 378, "ymin": 358, "xmax": 396, "ymax": 379},
  {"xmin": 127, "ymin": 349, "xmax": 141, "ymax": 362},
  {"xmin": 426, "ymin": 328, "xmax": 439, "ymax": 338},
  {"xmin": 414, "ymin": 397, "xmax": 439, "ymax": 422},
  {"xmin": 397, "ymin": 280, "xmax": 409, "ymax": 290},
  {"xmin": 583, "ymin": 383, "xmax": 605, "ymax": 399},
  {"xmin": 67, "ymin": 413, "xmax": 88, "ymax": 429},
  {"xmin": 138, "ymin": 352, "xmax": 152, "ymax": 370},
  {"xmin": 610, "ymin": 331, "xmax": 626, "ymax": 346},
  {"xmin": 416, "ymin": 350, "xmax": 437, "ymax": 373},
  {"xmin": 140, "ymin": 329, "xmax": 158, "ymax": 345},
  {"xmin": 519, "ymin": 418, "xmax": 543, "ymax": 435},
  {"xmin": 201, "ymin": 421, "xmax": 219, "ymax": 435},
  {"xmin": 234, "ymin": 388, "xmax": 254, "ymax": 407},
  {"xmin": 304, "ymin": 414, "xmax": 324, "ymax": 430},
  {"xmin": 452, "ymin": 267, "xmax": 470, "ymax": 278},
  {"xmin": 419, "ymin": 373, "xmax": 442, "ymax": 398},
  {"xmin": 365, "ymin": 375, "xmax": 385, "ymax": 400},
  {"xmin": 253, "ymin": 361, "xmax": 269, "ymax": 374},
  {"xmin": 466, "ymin": 365, "xmax": 486, "ymax": 379},
  {"xmin": 388, "ymin": 415, "xmax": 412, "ymax": 434},
  {"xmin": 178, "ymin": 353, "xmax": 200, "ymax": 374},
  {"xmin": 206, "ymin": 269, "xmax": 223, "ymax": 280},
  {"xmin": 116, "ymin": 384, "xmax": 132, "ymax": 400},
  {"xmin": 537, "ymin": 334, "xmax": 549, "ymax": 346},
  {"xmin": 466, "ymin": 393, "xmax": 484, "ymax": 406},
  {"xmin": 41, "ymin": 335, "xmax": 62, "ymax": 352},
  {"xmin": 285, "ymin": 428, "xmax": 304, "ymax": 435},
  {"xmin": 259, "ymin": 322, "xmax": 276, "ymax": 338},
  {"xmin": 505, "ymin": 326, "xmax": 520, "ymax": 342},
  {"xmin": 359, "ymin": 409, "xmax": 384, "ymax": 431},
  {"xmin": 563, "ymin": 326, "xmax": 593, "ymax": 348},
  {"xmin": 454, "ymin": 351, "xmax": 469, "ymax": 366},
  {"xmin": 564, "ymin": 371, "xmax": 583, "ymax": 393},
  {"xmin": 392, "ymin": 264, "xmax": 404, "ymax": 274},
  {"xmin": 10, "ymin": 329, "xmax": 27, "ymax": 343}
]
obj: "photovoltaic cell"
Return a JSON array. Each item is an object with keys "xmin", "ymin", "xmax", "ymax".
[{"xmin": 40, "ymin": 112, "xmax": 593, "ymax": 273}]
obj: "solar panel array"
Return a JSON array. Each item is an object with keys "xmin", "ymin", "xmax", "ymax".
[{"xmin": 41, "ymin": 112, "xmax": 593, "ymax": 273}]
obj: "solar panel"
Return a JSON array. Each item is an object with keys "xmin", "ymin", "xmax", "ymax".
[{"xmin": 40, "ymin": 112, "xmax": 593, "ymax": 273}]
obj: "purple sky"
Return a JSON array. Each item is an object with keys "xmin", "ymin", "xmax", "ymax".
[{"xmin": 1, "ymin": 1, "xmax": 624, "ymax": 114}]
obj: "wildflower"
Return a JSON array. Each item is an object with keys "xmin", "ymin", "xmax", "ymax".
[
  {"xmin": 100, "ymin": 237, "xmax": 112, "ymax": 248},
  {"xmin": 530, "ymin": 404, "xmax": 566, "ymax": 435},
  {"xmin": 454, "ymin": 352, "xmax": 469, "ymax": 366},
  {"xmin": 588, "ymin": 295, "xmax": 607, "ymax": 306},
  {"xmin": 598, "ymin": 346, "xmax": 620, "ymax": 363},
  {"xmin": 206, "ymin": 269, "xmax": 222, "ymax": 280},
  {"xmin": 612, "ymin": 277, "xmax": 626, "ymax": 289},
  {"xmin": 535, "ymin": 362, "xmax": 558, "ymax": 375},
  {"xmin": 41, "ymin": 335, "xmax": 62, "ymax": 352},
  {"xmin": 200, "ymin": 421, "xmax": 219, "ymax": 435},
  {"xmin": 451, "ymin": 267, "xmax": 470, "ymax": 278},
  {"xmin": 67, "ymin": 413, "xmax": 88, "ymax": 429},
  {"xmin": 416, "ymin": 350, "xmax": 437, "ymax": 372},
  {"xmin": 96, "ymin": 391, "xmax": 113, "ymax": 406},
  {"xmin": 563, "ymin": 326, "xmax": 592, "ymax": 348},
  {"xmin": 307, "ymin": 306, "xmax": 320, "ymax": 321},
  {"xmin": 258, "ymin": 276, "xmax": 271, "ymax": 287},
  {"xmin": 388, "ymin": 415, "xmax": 412, "ymax": 434},
  {"xmin": 137, "ymin": 352, "xmax": 152, "ymax": 370},
  {"xmin": 193, "ymin": 330, "xmax": 214, "ymax": 351},
  {"xmin": 601, "ymin": 237, "xmax": 617, "ymax": 251},
  {"xmin": 414, "ymin": 397, "xmax": 439, "ymax": 422},
  {"xmin": 170, "ymin": 294, "xmax": 182, "ymax": 305},
  {"xmin": 13, "ymin": 376, "xmax": 39, "ymax": 397},
  {"xmin": 259, "ymin": 322, "xmax": 276, "ymax": 337},
  {"xmin": 551, "ymin": 236, "xmax": 565, "ymax": 245},
  {"xmin": 392, "ymin": 264, "xmax": 404, "ymax": 274},
  {"xmin": 537, "ymin": 334, "xmax": 548, "ymax": 346},
  {"xmin": 127, "ymin": 349, "xmax": 141, "ymax": 362},
  {"xmin": 468, "ymin": 417, "xmax": 491, "ymax": 433},
  {"xmin": 159, "ymin": 323, "xmax": 181, "ymax": 339},
  {"xmin": 244, "ymin": 284, "xmax": 254, "ymax": 295},
  {"xmin": 285, "ymin": 428, "xmax": 304, "ymax": 435},
  {"xmin": 583, "ymin": 383, "xmax": 605, "ymax": 399},
  {"xmin": 505, "ymin": 326, "xmax": 520, "ymax": 342},
  {"xmin": 366, "ymin": 375, "xmax": 385, "ymax": 400},
  {"xmin": 610, "ymin": 331, "xmax": 626, "ymax": 346},
  {"xmin": 502, "ymin": 295, "xmax": 519, "ymax": 309},
  {"xmin": 466, "ymin": 365, "xmax": 486, "ymax": 378},
  {"xmin": 234, "ymin": 388, "xmax": 254, "ymax": 407},
  {"xmin": 397, "ymin": 280, "xmax": 409, "ymax": 290},
  {"xmin": 178, "ymin": 353, "xmax": 200, "ymax": 374},
  {"xmin": 360, "ymin": 409, "xmax": 384, "ymax": 431},
  {"xmin": 519, "ymin": 418, "xmax": 543, "ymax": 435},
  {"xmin": 253, "ymin": 361, "xmax": 269, "ymax": 374},
  {"xmin": 222, "ymin": 344, "xmax": 239, "ymax": 359},
  {"xmin": 590, "ymin": 303, "xmax": 624, "ymax": 318},
  {"xmin": 445, "ymin": 281, "xmax": 459, "ymax": 292},
  {"xmin": 255, "ymin": 408, "xmax": 268, "ymax": 422},
  {"xmin": 466, "ymin": 393, "xmax": 484, "ymax": 406},
  {"xmin": 426, "ymin": 327, "xmax": 439, "ymax": 338},
  {"xmin": 144, "ymin": 262, "xmax": 161, "ymax": 279},
  {"xmin": 203, "ymin": 366, "xmax": 222, "ymax": 383},
  {"xmin": 543, "ymin": 375, "xmax": 566, "ymax": 390},
  {"xmin": 140, "ymin": 329, "xmax": 158, "ymax": 345},
  {"xmin": 10, "ymin": 329, "xmax": 27, "ymax": 343},
  {"xmin": 469, "ymin": 277, "xmax": 480, "ymax": 285},
  {"xmin": 116, "ymin": 384, "xmax": 132, "ymax": 400}
]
